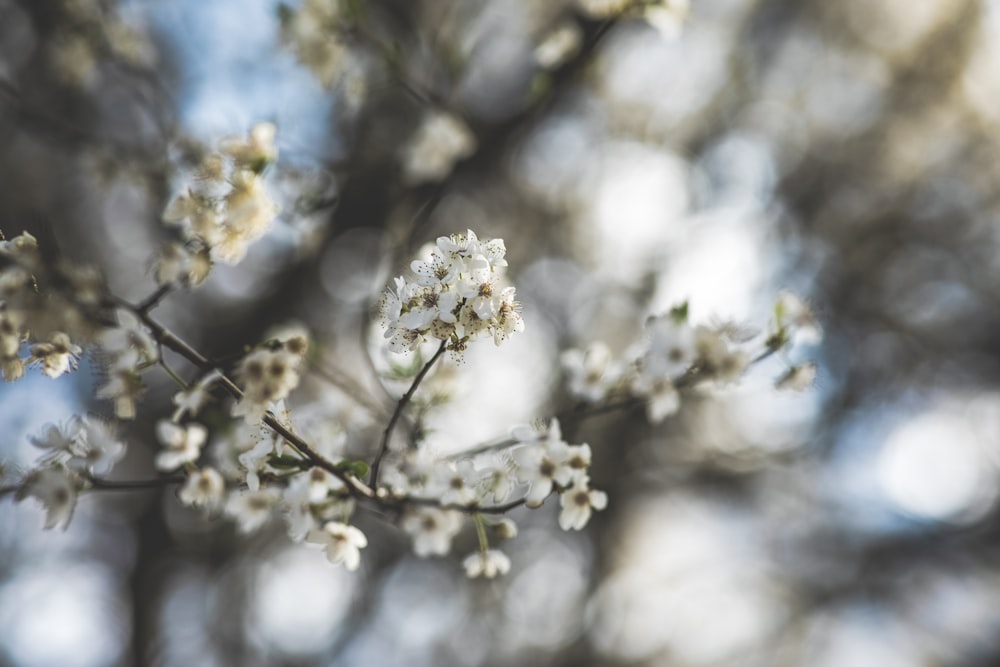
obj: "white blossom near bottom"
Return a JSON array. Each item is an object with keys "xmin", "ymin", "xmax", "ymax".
[
  {"xmin": 463, "ymin": 549, "xmax": 511, "ymax": 579},
  {"xmin": 307, "ymin": 521, "xmax": 368, "ymax": 571},
  {"xmin": 559, "ymin": 478, "xmax": 608, "ymax": 531}
]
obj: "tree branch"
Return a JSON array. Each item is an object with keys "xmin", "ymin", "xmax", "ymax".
[{"xmin": 369, "ymin": 339, "xmax": 448, "ymax": 487}]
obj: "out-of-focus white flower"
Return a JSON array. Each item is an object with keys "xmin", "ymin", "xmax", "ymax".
[
  {"xmin": 97, "ymin": 310, "xmax": 155, "ymax": 420},
  {"xmin": 642, "ymin": 0, "xmax": 690, "ymax": 40},
  {"xmin": 428, "ymin": 460, "xmax": 483, "ymax": 506},
  {"xmin": 281, "ymin": 0, "xmax": 352, "ymax": 88},
  {"xmin": 401, "ymin": 506, "xmax": 463, "ymax": 557},
  {"xmin": 172, "ymin": 369, "xmax": 221, "ymax": 420},
  {"xmin": 178, "ymin": 467, "xmax": 226, "ymax": 509},
  {"xmin": 152, "ymin": 242, "xmax": 211, "ymax": 287},
  {"xmin": 30, "ymin": 416, "xmax": 124, "ymax": 476},
  {"xmin": 238, "ymin": 438, "xmax": 275, "ymax": 492},
  {"xmin": 162, "ymin": 124, "xmax": 280, "ymax": 266},
  {"xmin": 491, "ymin": 517, "xmax": 518, "ymax": 540},
  {"xmin": 643, "ymin": 314, "xmax": 697, "ymax": 379},
  {"xmin": 562, "ymin": 342, "xmax": 620, "ymax": 403},
  {"xmin": 224, "ymin": 488, "xmax": 280, "ymax": 533},
  {"xmin": 17, "ymin": 467, "xmax": 79, "ymax": 530},
  {"xmin": 281, "ymin": 469, "xmax": 350, "ymax": 542},
  {"xmin": 70, "ymin": 418, "xmax": 125, "ymax": 476},
  {"xmin": 28, "ymin": 332, "xmax": 82, "ymax": 378},
  {"xmin": 96, "ymin": 369, "xmax": 144, "ymax": 420},
  {"xmin": 463, "ymin": 549, "xmax": 511, "ymax": 579},
  {"xmin": 558, "ymin": 477, "xmax": 607, "ymax": 531},
  {"xmin": 401, "ymin": 111, "xmax": 476, "ymax": 185},
  {"xmin": 512, "ymin": 419, "xmax": 586, "ymax": 507},
  {"xmin": 307, "ymin": 521, "xmax": 367, "ymax": 570},
  {"xmin": 49, "ymin": 33, "xmax": 97, "ymax": 87},
  {"xmin": 155, "ymin": 420, "xmax": 207, "ymax": 471},
  {"xmin": 694, "ymin": 325, "xmax": 749, "ymax": 383},
  {"xmin": 576, "ymin": 0, "xmax": 629, "ymax": 18},
  {"xmin": 535, "ymin": 22, "xmax": 582, "ymax": 69},
  {"xmin": 475, "ymin": 453, "xmax": 517, "ymax": 504},
  {"xmin": 775, "ymin": 363, "xmax": 818, "ymax": 391},
  {"xmin": 774, "ymin": 291, "xmax": 822, "ymax": 345},
  {"xmin": 232, "ymin": 338, "xmax": 307, "ymax": 425},
  {"xmin": 29, "ymin": 417, "xmax": 84, "ymax": 464},
  {"xmin": 100, "ymin": 309, "xmax": 157, "ymax": 371},
  {"xmin": 221, "ymin": 122, "xmax": 278, "ymax": 172}
]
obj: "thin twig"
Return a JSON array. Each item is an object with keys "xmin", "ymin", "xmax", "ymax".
[
  {"xmin": 309, "ymin": 363, "xmax": 389, "ymax": 419},
  {"xmin": 87, "ymin": 475, "xmax": 185, "ymax": 491},
  {"xmin": 369, "ymin": 340, "xmax": 448, "ymax": 487},
  {"xmin": 114, "ymin": 295, "xmax": 376, "ymax": 502},
  {"xmin": 136, "ymin": 283, "xmax": 174, "ymax": 313}
]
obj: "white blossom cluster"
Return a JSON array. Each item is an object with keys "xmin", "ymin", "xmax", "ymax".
[
  {"xmin": 381, "ymin": 230, "xmax": 524, "ymax": 354},
  {"xmin": 47, "ymin": 0, "xmax": 157, "ymax": 87},
  {"xmin": 0, "ymin": 231, "xmax": 170, "ymax": 419},
  {"xmin": 160, "ymin": 123, "xmax": 279, "ymax": 270},
  {"xmin": 232, "ymin": 336, "xmax": 309, "ymax": 425},
  {"xmin": 0, "ymin": 232, "xmax": 92, "ymax": 382},
  {"xmin": 96, "ymin": 309, "xmax": 159, "ymax": 419},
  {"xmin": 562, "ymin": 295, "xmax": 821, "ymax": 422},
  {"xmin": 279, "ymin": 0, "xmax": 354, "ymax": 89},
  {"xmin": 15, "ymin": 416, "xmax": 125, "ymax": 530},
  {"xmin": 376, "ymin": 417, "xmax": 606, "ymax": 577},
  {"xmin": 0, "ymin": 194, "xmax": 818, "ymax": 585}
]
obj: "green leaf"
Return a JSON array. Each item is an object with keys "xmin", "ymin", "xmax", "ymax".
[
  {"xmin": 670, "ymin": 301, "xmax": 689, "ymax": 324},
  {"xmin": 339, "ymin": 460, "xmax": 369, "ymax": 479}
]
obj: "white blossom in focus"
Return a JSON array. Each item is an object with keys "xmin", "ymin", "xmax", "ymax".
[{"xmin": 381, "ymin": 230, "xmax": 523, "ymax": 354}]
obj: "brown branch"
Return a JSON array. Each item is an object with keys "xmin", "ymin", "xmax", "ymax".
[
  {"xmin": 86, "ymin": 475, "xmax": 185, "ymax": 491},
  {"xmin": 113, "ymin": 295, "xmax": 377, "ymax": 503},
  {"xmin": 369, "ymin": 339, "xmax": 448, "ymax": 487}
]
